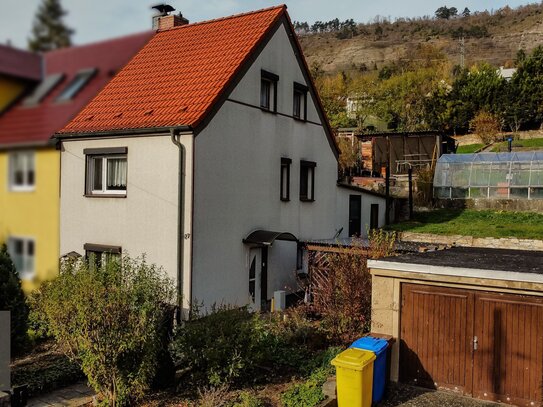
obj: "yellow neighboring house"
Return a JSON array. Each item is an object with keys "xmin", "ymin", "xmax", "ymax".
[
  {"xmin": 0, "ymin": 45, "xmax": 41, "ymax": 114},
  {"xmin": 0, "ymin": 33, "xmax": 153, "ymax": 291}
]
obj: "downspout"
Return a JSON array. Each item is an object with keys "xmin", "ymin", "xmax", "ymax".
[{"xmin": 170, "ymin": 129, "xmax": 185, "ymax": 323}]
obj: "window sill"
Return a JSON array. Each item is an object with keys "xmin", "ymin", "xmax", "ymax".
[
  {"xmin": 260, "ymin": 107, "xmax": 277, "ymax": 114},
  {"xmin": 84, "ymin": 194, "xmax": 127, "ymax": 198},
  {"xmin": 300, "ymin": 197, "xmax": 315, "ymax": 202},
  {"xmin": 9, "ymin": 186, "xmax": 35, "ymax": 193},
  {"xmin": 280, "ymin": 198, "xmax": 290, "ymax": 202},
  {"xmin": 293, "ymin": 116, "xmax": 306, "ymax": 122}
]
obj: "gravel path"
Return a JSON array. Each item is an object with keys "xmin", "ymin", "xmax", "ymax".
[{"xmin": 377, "ymin": 383, "xmax": 508, "ymax": 407}]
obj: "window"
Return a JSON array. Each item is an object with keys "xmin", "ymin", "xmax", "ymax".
[
  {"xmin": 23, "ymin": 73, "xmax": 64, "ymax": 106},
  {"xmin": 84, "ymin": 243, "xmax": 121, "ymax": 270},
  {"xmin": 280, "ymin": 157, "xmax": 291, "ymax": 201},
  {"xmin": 56, "ymin": 68, "xmax": 97, "ymax": 102},
  {"xmin": 300, "ymin": 160, "xmax": 316, "ymax": 201},
  {"xmin": 8, "ymin": 237, "xmax": 35, "ymax": 280},
  {"xmin": 84, "ymin": 147, "xmax": 127, "ymax": 196},
  {"xmin": 260, "ymin": 69, "xmax": 279, "ymax": 112},
  {"xmin": 293, "ymin": 82, "xmax": 308, "ymax": 120},
  {"xmin": 9, "ymin": 151, "xmax": 35, "ymax": 191}
]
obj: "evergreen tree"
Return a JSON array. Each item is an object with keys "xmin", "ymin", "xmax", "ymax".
[
  {"xmin": 28, "ymin": 0, "xmax": 74, "ymax": 52},
  {"xmin": 0, "ymin": 245, "xmax": 29, "ymax": 354}
]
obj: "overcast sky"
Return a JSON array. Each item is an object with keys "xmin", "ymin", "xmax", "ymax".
[{"xmin": 0, "ymin": 0, "xmax": 535, "ymax": 50}]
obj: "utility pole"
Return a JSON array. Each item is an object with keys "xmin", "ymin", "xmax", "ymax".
[{"xmin": 459, "ymin": 36, "xmax": 465, "ymax": 69}]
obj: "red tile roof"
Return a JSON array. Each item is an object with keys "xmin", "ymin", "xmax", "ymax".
[
  {"xmin": 58, "ymin": 5, "xmax": 287, "ymax": 134},
  {"xmin": 0, "ymin": 31, "xmax": 154, "ymax": 147},
  {"xmin": 0, "ymin": 45, "xmax": 41, "ymax": 81}
]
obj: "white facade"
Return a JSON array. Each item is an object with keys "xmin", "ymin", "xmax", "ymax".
[{"xmin": 59, "ymin": 21, "xmax": 386, "ymax": 312}]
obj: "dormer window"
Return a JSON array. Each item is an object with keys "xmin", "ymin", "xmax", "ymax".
[
  {"xmin": 57, "ymin": 68, "xmax": 97, "ymax": 102},
  {"xmin": 23, "ymin": 73, "xmax": 64, "ymax": 106},
  {"xmin": 260, "ymin": 70, "xmax": 278, "ymax": 112},
  {"xmin": 293, "ymin": 82, "xmax": 308, "ymax": 120}
]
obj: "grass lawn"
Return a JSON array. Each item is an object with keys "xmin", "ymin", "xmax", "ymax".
[
  {"xmin": 491, "ymin": 138, "xmax": 543, "ymax": 152},
  {"xmin": 456, "ymin": 143, "xmax": 484, "ymax": 154},
  {"xmin": 386, "ymin": 209, "xmax": 543, "ymax": 240}
]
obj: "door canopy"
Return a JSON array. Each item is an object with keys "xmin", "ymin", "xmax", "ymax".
[{"xmin": 243, "ymin": 230, "xmax": 298, "ymax": 247}]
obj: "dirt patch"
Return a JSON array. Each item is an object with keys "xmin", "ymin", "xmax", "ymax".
[{"xmin": 378, "ymin": 383, "xmax": 506, "ymax": 407}]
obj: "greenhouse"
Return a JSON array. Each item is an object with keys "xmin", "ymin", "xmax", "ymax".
[{"xmin": 434, "ymin": 152, "xmax": 543, "ymax": 200}]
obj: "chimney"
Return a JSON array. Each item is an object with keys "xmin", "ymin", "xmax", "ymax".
[
  {"xmin": 151, "ymin": 4, "xmax": 189, "ymax": 30},
  {"xmin": 155, "ymin": 13, "xmax": 189, "ymax": 30}
]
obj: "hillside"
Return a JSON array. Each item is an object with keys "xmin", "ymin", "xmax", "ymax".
[{"xmin": 298, "ymin": 3, "xmax": 543, "ymax": 74}]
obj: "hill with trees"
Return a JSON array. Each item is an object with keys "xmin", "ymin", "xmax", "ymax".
[
  {"xmin": 297, "ymin": 3, "xmax": 543, "ymax": 74},
  {"xmin": 298, "ymin": 3, "xmax": 543, "ymax": 135}
]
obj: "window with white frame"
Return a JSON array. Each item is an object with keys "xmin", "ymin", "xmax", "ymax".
[
  {"xmin": 84, "ymin": 147, "xmax": 127, "ymax": 196},
  {"xmin": 9, "ymin": 151, "xmax": 35, "ymax": 191},
  {"xmin": 8, "ymin": 237, "xmax": 35, "ymax": 280},
  {"xmin": 300, "ymin": 160, "xmax": 316, "ymax": 201}
]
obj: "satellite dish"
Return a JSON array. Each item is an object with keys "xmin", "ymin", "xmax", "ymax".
[{"xmin": 152, "ymin": 4, "xmax": 175, "ymax": 16}]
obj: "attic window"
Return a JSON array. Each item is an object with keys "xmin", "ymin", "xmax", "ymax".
[
  {"xmin": 23, "ymin": 73, "xmax": 65, "ymax": 106},
  {"xmin": 293, "ymin": 82, "xmax": 308, "ymax": 120},
  {"xmin": 260, "ymin": 70, "xmax": 278, "ymax": 112},
  {"xmin": 56, "ymin": 68, "xmax": 97, "ymax": 102}
]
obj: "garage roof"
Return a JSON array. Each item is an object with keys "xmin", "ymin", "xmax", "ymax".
[{"xmin": 371, "ymin": 247, "xmax": 543, "ymax": 274}]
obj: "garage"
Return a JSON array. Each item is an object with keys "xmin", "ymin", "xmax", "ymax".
[{"xmin": 368, "ymin": 247, "xmax": 543, "ymax": 406}]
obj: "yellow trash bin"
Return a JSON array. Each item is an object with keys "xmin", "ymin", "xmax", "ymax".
[{"xmin": 331, "ymin": 347, "xmax": 376, "ymax": 407}]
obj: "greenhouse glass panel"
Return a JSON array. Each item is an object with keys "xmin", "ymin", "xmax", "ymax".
[
  {"xmin": 433, "ymin": 152, "xmax": 543, "ymax": 200},
  {"xmin": 471, "ymin": 163, "xmax": 490, "ymax": 186},
  {"xmin": 510, "ymin": 162, "xmax": 531, "ymax": 186}
]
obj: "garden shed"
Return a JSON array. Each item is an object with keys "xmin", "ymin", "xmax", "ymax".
[
  {"xmin": 368, "ymin": 247, "xmax": 543, "ymax": 406},
  {"xmin": 434, "ymin": 152, "xmax": 543, "ymax": 200}
]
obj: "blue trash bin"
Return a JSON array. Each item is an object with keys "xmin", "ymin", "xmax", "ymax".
[{"xmin": 350, "ymin": 336, "xmax": 389, "ymax": 403}]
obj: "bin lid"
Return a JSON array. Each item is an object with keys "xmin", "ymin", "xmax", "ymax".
[
  {"xmin": 350, "ymin": 336, "xmax": 388, "ymax": 355},
  {"xmin": 331, "ymin": 348, "xmax": 376, "ymax": 371}
]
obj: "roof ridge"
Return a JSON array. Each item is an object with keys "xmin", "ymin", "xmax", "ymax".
[
  {"xmin": 157, "ymin": 4, "xmax": 286, "ymax": 32},
  {"xmin": 45, "ymin": 30, "xmax": 154, "ymax": 56}
]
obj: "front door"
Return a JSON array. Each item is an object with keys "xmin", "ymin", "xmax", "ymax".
[
  {"xmin": 349, "ymin": 195, "xmax": 362, "ymax": 237},
  {"xmin": 248, "ymin": 248, "xmax": 268, "ymax": 311}
]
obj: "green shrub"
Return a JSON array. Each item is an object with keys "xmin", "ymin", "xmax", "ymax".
[
  {"xmin": 171, "ymin": 307, "xmax": 266, "ymax": 386},
  {"xmin": 0, "ymin": 244, "xmax": 29, "ymax": 354},
  {"xmin": 35, "ymin": 255, "xmax": 175, "ymax": 406},
  {"xmin": 231, "ymin": 391, "xmax": 264, "ymax": 407},
  {"xmin": 170, "ymin": 306, "xmax": 318, "ymax": 387},
  {"xmin": 281, "ymin": 347, "xmax": 342, "ymax": 407}
]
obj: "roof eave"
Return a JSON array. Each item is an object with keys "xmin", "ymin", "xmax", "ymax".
[
  {"xmin": 0, "ymin": 139, "xmax": 54, "ymax": 151},
  {"xmin": 54, "ymin": 125, "xmax": 193, "ymax": 140}
]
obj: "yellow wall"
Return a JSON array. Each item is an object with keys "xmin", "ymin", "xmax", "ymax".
[
  {"xmin": 0, "ymin": 75, "xmax": 27, "ymax": 112},
  {"xmin": 0, "ymin": 148, "xmax": 60, "ymax": 291}
]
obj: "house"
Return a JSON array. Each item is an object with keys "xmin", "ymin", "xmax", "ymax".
[
  {"xmin": 55, "ymin": 6, "xmax": 387, "ymax": 312},
  {"xmin": 368, "ymin": 246, "xmax": 543, "ymax": 405},
  {"xmin": 0, "ymin": 45, "xmax": 41, "ymax": 113},
  {"xmin": 0, "ymin": 32, "xmax": 153, "ymax": 291}
]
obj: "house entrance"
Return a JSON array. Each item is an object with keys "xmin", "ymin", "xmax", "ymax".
[
  {"xmin": 400, "ymin": 283, "xmax": 543, "ymax": 406},
  {"xmin": 248, "ymin": 247, "xmax": 268, "ymax": 311}
]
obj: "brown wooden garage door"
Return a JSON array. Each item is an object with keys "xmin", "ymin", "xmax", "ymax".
[{"xmin": 400, "ymin": 283, "xmax": 543, "ymax": 406}]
